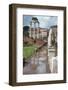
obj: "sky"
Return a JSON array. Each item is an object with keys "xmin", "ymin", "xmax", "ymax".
[{"xmin": 23, "ymin": 15, "xmax": 57, "ymax": 29}]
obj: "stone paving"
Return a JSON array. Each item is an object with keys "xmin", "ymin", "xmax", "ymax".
[{"xmin": 23, "ymin": 46, "xmax": 51, "ymax": 75}]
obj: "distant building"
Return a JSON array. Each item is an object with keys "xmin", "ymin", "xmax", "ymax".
[{"xmin": 40, "ymin": 28, "xmax": 48, "ymax": 40}]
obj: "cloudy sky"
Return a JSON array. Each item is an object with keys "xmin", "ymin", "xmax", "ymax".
[{"xmin": 23, "ymin": 15, "xmax": 57, "ymax": 29}]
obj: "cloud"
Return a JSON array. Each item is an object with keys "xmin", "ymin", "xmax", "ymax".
[
  {"xmin": 36, "ymin": 16, "xmax": 50, "ymax": 22},
  {"xmin": 46, "ymin": 16, "xmax": 57, "ymax": 28},
  {"xmin": 23, "ymin": 15, "xmax": 57, "ymax": 28}
]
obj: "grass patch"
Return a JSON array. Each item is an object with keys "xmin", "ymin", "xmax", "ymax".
[{"xmin": 23, "ymin": 45, "xmax": 37, "ymax": 60}]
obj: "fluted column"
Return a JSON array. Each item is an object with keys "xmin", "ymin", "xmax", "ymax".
[
  {"xmin": 36, "ymin": 22, "xmax": 39, "ymax": 39},
  {"xmin": 33, "ymin": 22, "xmax": 36, "ymax": 39},
  {"xmin": 29, "ymin": 22, "xmax": 32, "ymax": 38}
]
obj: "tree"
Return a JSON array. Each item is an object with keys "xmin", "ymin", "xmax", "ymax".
[{"xmin": 23, "ymin": 26, "xmax": 29, "ymax": 37}]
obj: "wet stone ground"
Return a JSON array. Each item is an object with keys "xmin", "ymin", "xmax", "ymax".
[{"xmin": 23, "ymin": 46, "xmax": 51, "ymax": 75}]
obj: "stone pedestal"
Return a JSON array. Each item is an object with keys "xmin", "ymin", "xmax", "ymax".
[
  {"xmin": 48, "ymin": 47, "xmax": 56, "ymax": 58},
  {"xmin": 48, "ymin": 47, "xmax": 57, "ymax": 73}
]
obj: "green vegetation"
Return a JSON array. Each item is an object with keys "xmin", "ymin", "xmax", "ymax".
[{"xmin": 23, "ymin": 45, "xmax": 37, "ymax": 60}]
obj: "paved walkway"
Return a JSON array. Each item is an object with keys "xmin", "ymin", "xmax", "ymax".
[{"xmin": 23, "ymin": 46, "xmax": 51, "ymax": 75}]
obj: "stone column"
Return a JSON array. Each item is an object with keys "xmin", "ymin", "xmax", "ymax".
[
  {"xmin": 48, "ymin": 28, "xmax": 52, "ymax": 47},
  {"xmin": 35, "ymin": 22, "xmax": 37, "ymax": 39},
  {"xmin": 37, "ymin": 22, "xmax": 40, "ymax": 39},
  {"xmin": 29, "ymin": 22, "xmax": 32, "ymax": 38},
  {"xmin": 33, "ymin": 22, "xmax": 36, "ymax": 39},
  {"xmin": 48, "ymin": 27, "xmax": 57, "ymax": 73}
]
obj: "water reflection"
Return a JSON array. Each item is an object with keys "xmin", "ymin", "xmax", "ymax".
[{"xmin": 23, "ymin": 46, "xmax": 51, "ymax": 74}]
